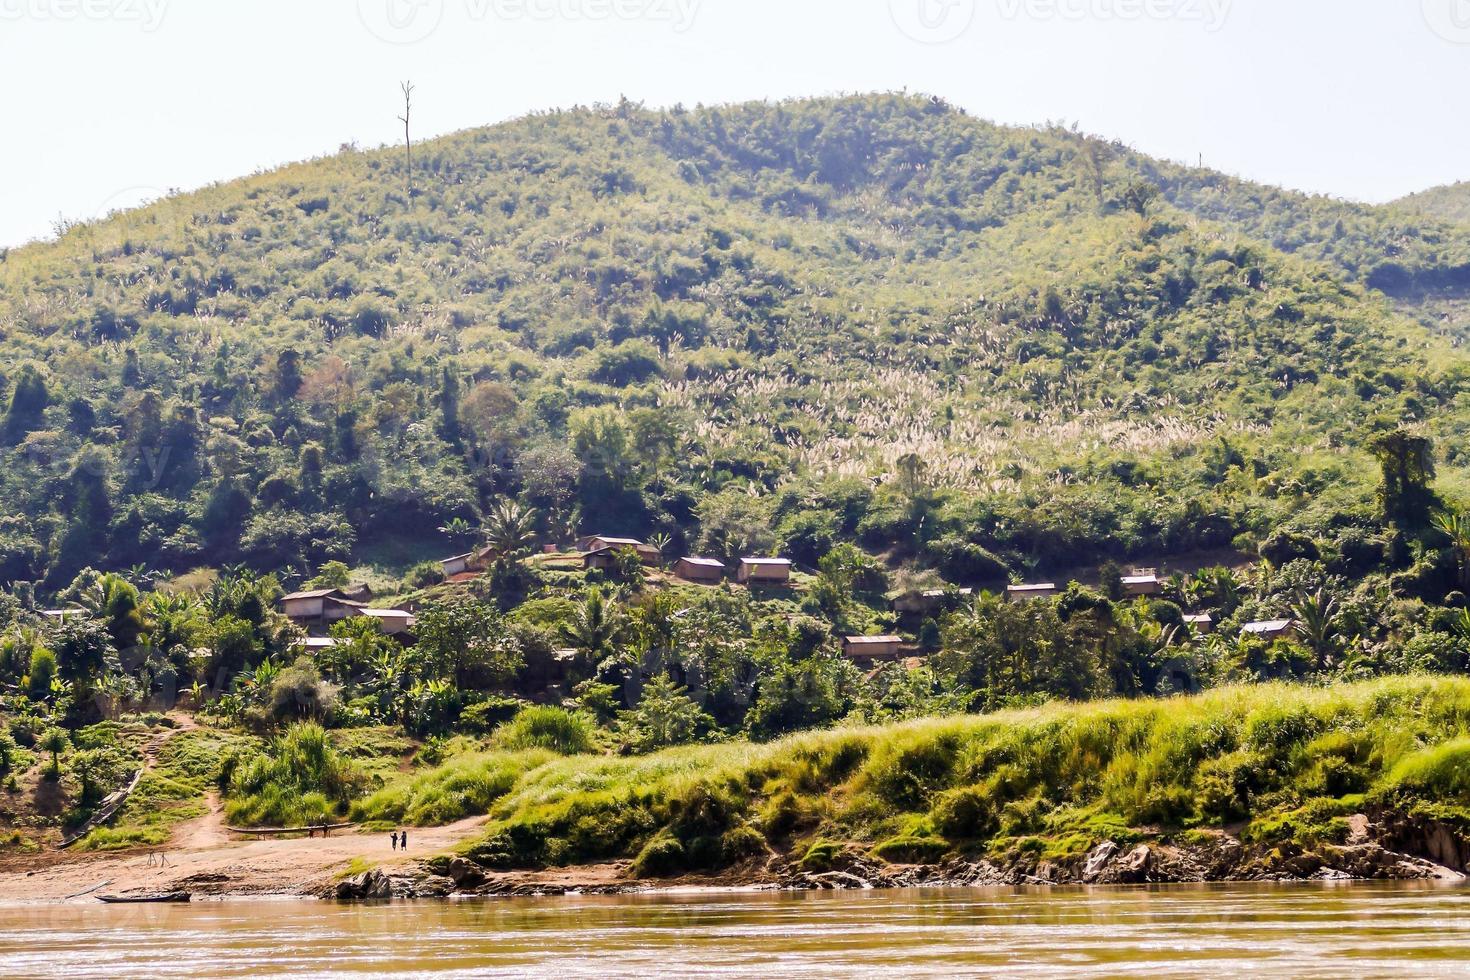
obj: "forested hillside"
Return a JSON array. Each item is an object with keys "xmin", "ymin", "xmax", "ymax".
[
  {"xmin": 11, "ymin": 95, "xmax": 1470, "ymax": 864},
  {"xmin": 1, "ymin": 93, "xmax": 1470, "ymax": 590},
  {"xmin": 1398, "ymin": 182, "xmax": 1470, "ymax": 227}
]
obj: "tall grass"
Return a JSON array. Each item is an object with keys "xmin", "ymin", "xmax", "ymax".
[
  {"xmin": 350, "ymin": 750, "xmax": 553, "ymax": 827},
  {"xmin": 491, "ymin": 707, "xmax": 598, "ymax": 755},
  {"xmin": 452, "ymin": 676, "xmax": 1470, "ymax": 874},
  {"xmin": 222, "ymin": 723, "xmax": 367, "ymax": 827}
]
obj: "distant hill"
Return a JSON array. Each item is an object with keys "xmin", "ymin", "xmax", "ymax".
[
  {"xmin": 2, "ymin": 93, "xmax": 1469, "ymax": 589},
  {"xmin": 1395, "ymin": 181, "xmax": 1470, "ymax": 226}
]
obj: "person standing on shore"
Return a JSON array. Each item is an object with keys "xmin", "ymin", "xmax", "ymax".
[
  {"xmin": 390, "ymin": 831, "xmax": 398, "ymax": 851},
  {"xmin": 400, "ymin": 830, "xmax": 408, "ymax": 851}
]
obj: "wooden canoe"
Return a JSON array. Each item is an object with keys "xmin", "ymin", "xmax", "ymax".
[{"xmin": 97, "ymin": 891, "xmax": 192, "ymax": 904}]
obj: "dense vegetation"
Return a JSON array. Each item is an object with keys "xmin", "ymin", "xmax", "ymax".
[
  {"xmin": 4, "ymin": 94, "xmax": 1470, "ymax": 588},
  {"xmin": 441, "ymin": 676, "xmax": 1470, "ymax": 875},
  {"xmin": 5, "ymin": 95, "xmax": 1470, "ymax": 869}
]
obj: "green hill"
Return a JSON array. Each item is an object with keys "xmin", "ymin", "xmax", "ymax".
[
  {"xmin": 1397, "ymin": 182, "xmax": 1470, "ymax": 227},
  {"xmin": 2, "ymin": 93, "xmax": 1470, "ymax": 587}
]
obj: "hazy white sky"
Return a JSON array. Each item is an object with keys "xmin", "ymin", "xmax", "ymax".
[{"xmin": 2, "ymin": 0, "xmax": 1468, "ymax": 247}]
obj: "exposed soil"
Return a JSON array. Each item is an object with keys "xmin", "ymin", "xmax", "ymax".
[{"xmin": 0, "ymin": 814, "xmax": 493, "ymax": 904}]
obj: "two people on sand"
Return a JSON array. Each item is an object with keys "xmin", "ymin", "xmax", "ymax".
[{"xmin": 390, "ymin": 830, "xmax": 408, "ymax": 851}]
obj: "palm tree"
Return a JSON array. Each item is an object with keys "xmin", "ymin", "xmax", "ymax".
[
  {"xmin": 1434, "ymin": 508, "xmax": 1470, "ymax": 591},
  {"xmin": 648, "ymin": 532, "xmax": 673, "ymax": 568},
  {"xmin": 482, "ymin": 498, "xmax": 538, "ymax": 560},
  {"xmin": 1292, "ymin": 588, "xmax": 1341, "ymax": 673},
  {"xmin": 559, "ymin": 588, "xmax": 621, "ymax": 674},
  {"xmin": 438, "ymin": 516, "xmax": 473, "ymax": 543}
]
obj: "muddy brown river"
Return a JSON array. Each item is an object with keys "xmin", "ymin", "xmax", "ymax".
[{"xmin": 2, "ymin": 882, "xmax": 1469, "ymax": 977}]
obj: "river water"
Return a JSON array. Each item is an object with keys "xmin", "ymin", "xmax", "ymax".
[{"xmin": 1, "ymin": 883, "xmax": 1468, "ymax": 978}]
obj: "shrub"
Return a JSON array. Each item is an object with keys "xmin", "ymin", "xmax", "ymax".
[
  {"xmin": 799, "ymin": 838, "xmax": 843, "ymax": 871},
  {"xmin": 224, "ymin": 722, "xmax": 367, "ymax": 827},
  {"xmin": 492, "ymin": 706, "xmax": 597, "ymax": 755},
  {"xmin": 871, "ymin": 833, "xmax": 950, "ymax": 864},
  {"xmin": 1380, "ymin": 738, "xmax": 1470, "ymax": 802},
  {"xmin": 930, "ymin": 784, "xmax": 997, "ymax": 840},
  {"xmin": 632, "ymin": 831, "xmax": 685, "ymax": 877},
  {"xmin": 460, "ymin": 697, "xmax": 528, "ymax": 734}
]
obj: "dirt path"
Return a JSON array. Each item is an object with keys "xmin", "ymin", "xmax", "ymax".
[
  {"xmin": 0, "ymin": 814, "xmax": 494, "ymax": 904},
  {"xmin": 170, "ymin": 791, "xmax": 228, "ymax": 850}
]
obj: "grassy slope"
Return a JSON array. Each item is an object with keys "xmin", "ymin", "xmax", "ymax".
[{"xmin": 372, "ymin": 676, "xmax": 1470, "ymax": 875}]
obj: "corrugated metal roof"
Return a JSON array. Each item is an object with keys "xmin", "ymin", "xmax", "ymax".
[{"xmin": 280, "ymin": 588, "xmax": 344, "ymax": 601}]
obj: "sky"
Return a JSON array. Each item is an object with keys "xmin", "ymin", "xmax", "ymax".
[{"xmin": 2, "ymin": 0, "xmax": 1469, "ymax": 247}]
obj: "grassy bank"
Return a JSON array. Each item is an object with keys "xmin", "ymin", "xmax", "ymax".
[{"xmin": 421, "ymin": 676, "xmax": 1470, "ymax": 876}]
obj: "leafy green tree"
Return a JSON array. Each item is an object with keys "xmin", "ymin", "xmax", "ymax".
[
  {"xmin": 0, "ymin": 730, "xmax": 15, "ymax": 782},
  {"xmin": 1, "ymin": 363, "xmax": 48, "ymax": 444},
  {"xmin": 412, "ymin": 596, "xmax": 523, "ymax": 689},
  {"xmin": 482, "ymin": 498, "xmax": 538, "ymax": 559},
  {"xmin": 1433, "ymin": 507, "xmax": 1470, "ymax": 591},
  {"xmin": 616, "ymin": 675, "xmax": 713, "ymax": 752},
  {"xmin": 38, "ymin": 727, "xmax": 69, "ymax": 780},
  {"xmin": 26, "ymin": 645, "xmax": 58, "ymax": 701},
  {"xmin": 1369, "ymin": 430, "xmax": 1437, "ymax": 532},
  {"xmin": 308, "ymin": 561, "xmax": 352, "ymax": 589},
  {"xmin": 745, "ymin": 655, "xmax": 848, "ymax": 740},
  {"xmin": 206, "ymin": 614, "xmax": 263, "ymax": 686}
]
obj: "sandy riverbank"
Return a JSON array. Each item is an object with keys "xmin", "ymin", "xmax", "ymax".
[{"xmin": 0, "ymin": 812, "xmax": 495, "ymax": 904}]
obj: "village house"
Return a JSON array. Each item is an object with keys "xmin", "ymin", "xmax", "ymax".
[
  {"xmin": 438, "ymin": 552, "xmax": 476, "ymax": 577},
  {"xmin": 279, "ymin": 589, "xmax": 415, "ymax": 638},
  {"xmin": 278, "ymin": 588, "xmax": 367, "ymax": 625},
  {"xmin": 579, "ymin": 536, "xmax": 660, "ymax": 565},
  {"xmin": 583, "ymin": 547, "xmax": 627, "ymax": 572},
  {"xmin": 360, "ymin": 608, "xmax": 416, "ymax": 637},
  {"xmin": 1007, "ymin": 583, "xmax": 1058, "ymax": 600},
  {"xmin": 1121, "ymin": 571, "xmax": 1162, "ymax": 596},
  {"xmin": 40, "ymin": 608, "xmax": 87, "ymax": 625},
  {"xmin": 439, "ymin": 545, "xmax": 500, "ymax": 578},
  {"xmin": 675, "ymin": 557, "xmax": 725, "ymax": 583},
  {"xmin": 841, "ymin": 635, "xmax": 906, "ymax": 665},
  {"xmin": 1183, "ymin": 613, "xmax": 1215, "ymax": 634},
  {"xmin": 737, "ymin": 557, "xmax": 792, "ymax": 585},
  {"xmin": 339, "ymin": 582, "xmax": 374, "ymax": 603},
  {"xmin": 891, "ymin": 588, "xmax": 973, "ymax": 615},
  {"xmin": 1242, "ymin": 618, "xmax": 1296, "ymax": 640}
]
